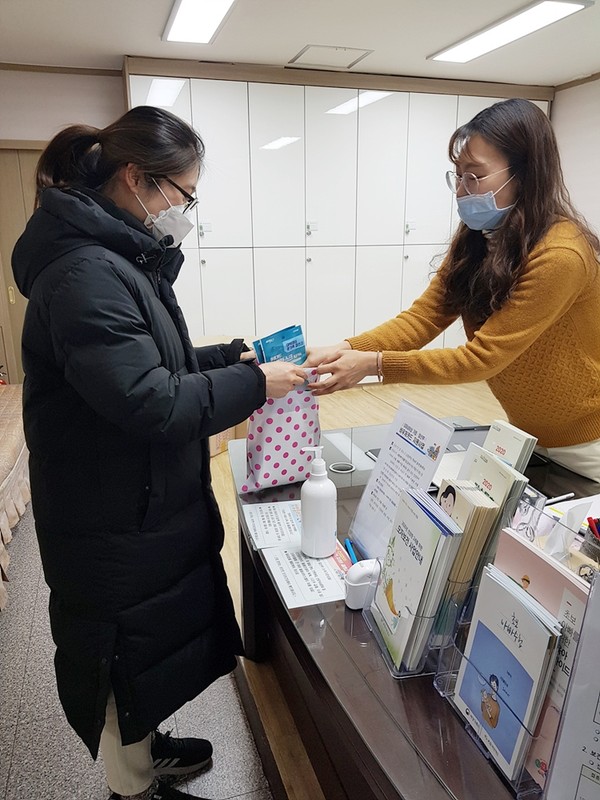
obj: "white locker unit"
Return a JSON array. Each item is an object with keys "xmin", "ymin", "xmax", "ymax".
[
  {"xmin": 401, "ymin": 244, "xmax": 447, "ymax": 349},
  {"xmin": 190, "ymin": 79, "xmax": 253, "ymax": 249},
  {"xmin": 356, "ymin": 91, "xmax": 409, "ymax": 246},
  {"xmin": 354, "ymin": 246, "xmax": 404, "ymax": 334},
  {"xmin": 177, "ymin": 248, "xmax": 204, "ymax": 341},
  {"xmin": 199, "ymin": 248, "xmax": 255, "ymax": 337},
  {"xmin": 249, "ymin": 83, "xmax": 305, "ymax": 248},
  {"xmin": 253, "ymin": 247, "xmax": 306, "ymax": 338},
  {"xmin": 304, "ymin": 86, "xmax": 358, "ymax": 247},
  {"xmin": 305, "ymin": 247, "xmax": 355, "ymax": 345},
  {"xmin": 404, "ymin": 93, "xmax": 458, "ymax": 247}
]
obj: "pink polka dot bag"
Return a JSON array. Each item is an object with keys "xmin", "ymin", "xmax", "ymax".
[{"xmin": 242, "ymin": 368, "xmax": 320, "ymax": 492}]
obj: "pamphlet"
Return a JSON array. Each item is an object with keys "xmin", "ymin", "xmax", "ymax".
[{"xmin": 349, "ymin": 400, "xmax": 453, "ymax": 559}]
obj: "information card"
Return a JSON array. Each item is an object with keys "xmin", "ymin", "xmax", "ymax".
[{"xmin": 349, "ymin": 400, "xmax": 453, "ymax": 559}]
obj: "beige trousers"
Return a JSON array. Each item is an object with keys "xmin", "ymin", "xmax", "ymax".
[{"xmin": 100, "ymin": 691, "xmax": 153, "ymax": 796}]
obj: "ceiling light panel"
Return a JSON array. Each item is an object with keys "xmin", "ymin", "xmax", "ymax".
[
  {"xmin": 163, "ymin": 0, "xmax": 236, "ymax": 44},
  {"xmin": 430, "ymin": 0, "xmax": 593, "ymax": 63}
]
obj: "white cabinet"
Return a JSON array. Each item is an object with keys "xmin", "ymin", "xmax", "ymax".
[
  {"xmin": 190, "ymin": 79, "xmax": 252, "ymax": 248},
  {"xmin": 356, "ymin": 91, "xmax": 409, "ymax": 246},
  {"xmin": 305, "ymin": 247, "xmax": 355, "ymax": 345},
  {"xmin": 128, "ymin": 75, "xmax": 193, "ymax": 125},
  {"xmin": 401, "ymin": 244, "xmax": 446, "ymax": 349},
  {"xmin": 178, "ymin": 248, "xmax": 204, "ymax": 341},
  {"xmin": 305, "ymin": 87, "xmax": 358, "ymax": 246},
  {"xmin": 199, "ymin": 248, "xmax": 255, "ymax": 337},
  {"xmin": 404, "ymin": 93, "xmax": 458, "ymax": 246},
  {"xmin": 249, "ymin": 83, "xmax": 305, "ymax": 248},
  {"xmin": 355, "ymin": 246, "xmax": 403, "ymax": 333},
  {"xmin": 254, "ymin": 247, "xmax": 306, "ymax": 337}
]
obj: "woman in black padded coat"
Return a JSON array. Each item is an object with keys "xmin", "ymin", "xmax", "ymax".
[{"xmin": 11, "ymin": 105, "xmax": 306, "ymax": 800}]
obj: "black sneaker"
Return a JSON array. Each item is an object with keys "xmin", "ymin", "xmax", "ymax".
[
  {"xmin": 151, "ymin": 730, "xmax": 213, "ymax": 778},
  {"xmin": 109, "ymin": 778, "xmax": 212, "ymax": 799}
]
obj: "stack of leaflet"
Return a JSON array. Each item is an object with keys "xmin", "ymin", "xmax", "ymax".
[
  {"xmin": 432, "ymin": 418, "xmax": 537, "ymax": 488},
  {"xmin": 457, "ymin": 443, "xmax": 529, "ymax": 562},
  {"xmin": 453, "ymin": 563, "xmax": 562, "ymax": 783},
  {"xmin": 368, "ymin": 487, "xmax": 462, "ymax": 674},
  {"xmin": 494, "ymin": 527, "xmax": 589, "ymax": 791},
  {"xmin": 481, "ymin": 420, "xmax": 538, "ymax": 473},
  {"xmin": 432, "ymin": 479, "xmax": 500, "ymax": 644}
]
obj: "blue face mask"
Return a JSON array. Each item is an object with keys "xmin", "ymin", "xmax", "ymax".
[{"xmin": 456, "ymin": 174, "xmax": 515, "ymax": 231}]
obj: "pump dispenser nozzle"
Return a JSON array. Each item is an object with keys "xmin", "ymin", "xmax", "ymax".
[{"xmin": 300, "ymin": 446, "xmax": 326, "ymax": 476}]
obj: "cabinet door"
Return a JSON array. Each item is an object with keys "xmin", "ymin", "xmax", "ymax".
[
  {"xmin": 355, "ymin": 246, "xmax": 403, "ymax": 334},
  {"xmin": 305, "ymin": 247, "xmax": 355, "ymax": 345},
  {"xmin": 357, "ymin": 91, "xmax": 409, "ymax": 246},
  {"xmin": 401, "ymin": 244, "xmax": 447, "ymax": 349},
  {"xmin": 249, "ymin": 83, "xmax": 305, "ymax": 247},
  {"xmin": 177, "ymin": 248, "xmax": 204, "ymax": 342},
  {"xmin": 128, "ymin": 75, "xmax": 193, "ymax": 125},
  {"xmin": 200, "ymin": 248, "xmax": 255, "ymax": 337},
  {"xmin": 305, "ymin": 87, "xmax": 358, "ymax": 246},
  {"xmin": 254, "ymin": 247, "xmax": 306, "ymax": 337},
  {"xmin": 191, "ymin": 79, "xmax": 252, "ymax": 248},
  {"xmin": 404, "ymin": 93, "xmax": 457, "ymax": 246}
]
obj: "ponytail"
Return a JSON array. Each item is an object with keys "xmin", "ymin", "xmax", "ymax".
[{"xmin": 35, "ymin": 125, "xmax": 102, "ymax": 205}]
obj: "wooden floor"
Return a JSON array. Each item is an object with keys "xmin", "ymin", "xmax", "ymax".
[{"xmin": 211, "ymin": 381, "xmax": 507, "ymax": 800}]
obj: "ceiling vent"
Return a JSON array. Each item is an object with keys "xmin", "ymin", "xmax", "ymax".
[{"xmin": 287, "ymin": 44, "xmax": 373, "ymax": 70}]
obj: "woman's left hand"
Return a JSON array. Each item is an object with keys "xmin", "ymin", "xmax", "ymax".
[{"xmin": 307, "ymin": 350, "xmax": 378, "ymax": 395}]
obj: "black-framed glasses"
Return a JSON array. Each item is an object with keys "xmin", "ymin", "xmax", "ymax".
[
  {"xmin": 154, "ymin": 175, "xmax": 198, "ymax": 213},
  {"xmin": 445, "ymin": 167, "xmax": 510, "ymax": 196}
]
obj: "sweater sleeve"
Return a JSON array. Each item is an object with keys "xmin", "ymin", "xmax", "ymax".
[{"xmin": 348, "ymin": 243, "xmax": 592, "ymax": 385}]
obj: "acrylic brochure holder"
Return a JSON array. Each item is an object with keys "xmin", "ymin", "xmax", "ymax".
[
  {"xmin": 362, "ymin": 565, "xmax": 472, "ymax": 679},
  {"xmin": 433, "ymin": 585, "xmax": 543, "ymax": 799},
  {"xmin": 433, "ymin": 501, "xmax": 598, "ymax": 799}
]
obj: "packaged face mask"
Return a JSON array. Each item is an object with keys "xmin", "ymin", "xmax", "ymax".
[{"xmin": 253, "ymin": 324, "xmax": 306, "ymax": 365}]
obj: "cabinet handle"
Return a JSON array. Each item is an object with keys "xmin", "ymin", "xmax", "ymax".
[
  {"xmin": 306, "ymin": 257, "xmax": 312, "ymax": 263},
  {"xmin": 404, "ymin": 254, "xmax": 409, "ymax": 260},
  {"xmin": 200, "ymin": 259, "xmax": 206, "ymax": 265}
]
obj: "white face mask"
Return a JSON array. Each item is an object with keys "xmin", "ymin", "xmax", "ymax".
[
  {"xmin": 144, "ymin": 204, "xmax": 194, "ymax": 247},
  {"xmin": 134, "ymin": 182, "xmax": 194, "ymax": 248}
]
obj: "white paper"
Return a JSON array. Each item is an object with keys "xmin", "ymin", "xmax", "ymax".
[
  {"xmin": 262, "ymin": 540, "xmax": 352, "ymax": 608},
  {"xmin": 545, "ymin": 576, "xmax": 600, "ymax": 800},
  {"xmin": 242, "ymin": 501, "xmax": 301, "ymax": 549},
  {"xmin": 349, "ymin": 400, "xmax": 453, "ymax": 559}
]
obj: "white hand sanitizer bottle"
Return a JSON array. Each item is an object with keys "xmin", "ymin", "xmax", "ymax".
[{"xmin": 300, "ymin": 446, "xmax": 337, "ymax": 558}]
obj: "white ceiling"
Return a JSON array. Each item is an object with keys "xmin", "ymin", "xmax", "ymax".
[{"xmin": 1, "ymin": 0, "xmax": 599, "ymax": 88}]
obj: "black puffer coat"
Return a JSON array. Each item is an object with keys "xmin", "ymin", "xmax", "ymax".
[{"xmin": 12, "ymin": 188, "xmax": 265, "ymax": 757}]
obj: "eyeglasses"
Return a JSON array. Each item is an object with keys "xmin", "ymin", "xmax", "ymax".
[
  {"xmin": 445, "ymin": 167, "xmax": 511, "ymax": 196},
  {"xmin": 154, "ymin": 175, "xmax": 198, "ymax": 213}
]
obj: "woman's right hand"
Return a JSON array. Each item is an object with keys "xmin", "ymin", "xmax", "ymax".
[
  {"xmin": 259, "ymin": 361, "xmax": 308, "ymax": 398},
  {"xmin": 303, "ymin": 341, "xmax": 351, "ymax": 367}
]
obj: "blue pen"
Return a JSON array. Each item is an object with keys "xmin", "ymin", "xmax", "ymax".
[{"xmin": 344, "ymin": 537, "xmax": 358, "ymax": 564}]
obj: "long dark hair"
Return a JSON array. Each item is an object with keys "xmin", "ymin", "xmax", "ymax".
[
  {"xmin": 35, "ymin": 105, "xmax": 205, "ymax": 205},
  {"xmin": 441, "ymin": 98, "xmax": 599, "ymax": 327}
]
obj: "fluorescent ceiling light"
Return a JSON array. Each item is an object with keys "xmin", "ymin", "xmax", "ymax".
[
  {"xmin": 146, "ymin": 78, "xmax": 186, "ymax": 107},
  {"xmin": 326, "ymin": 90, "xmax": 394, "ymax": 115},
  {"xmin": 163, "ymin": 0, "xmax": 236, "ymax": 44},
  {"xmin": 429, "ymin": 0, "xmax": 593, "ymax": 63},
  {"xmin": 260, "ymin": 137, "xmax": 301, "ymax": 150}
]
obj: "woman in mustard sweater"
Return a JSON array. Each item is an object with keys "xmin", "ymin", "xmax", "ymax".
[{"xmin": 306, "ymin": 99, "xmax": 600, "ymax": 480}]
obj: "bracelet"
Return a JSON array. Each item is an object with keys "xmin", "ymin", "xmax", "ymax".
[{"xmin": 376, "ymin": 351, "xmax": 383, "ymax": 383}]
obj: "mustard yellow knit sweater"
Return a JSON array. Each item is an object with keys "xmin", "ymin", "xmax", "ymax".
[{"xmin": 348, "ymin": 221, "xmax": 600, "ymax": 448}]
